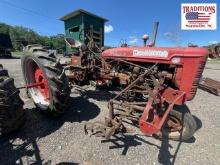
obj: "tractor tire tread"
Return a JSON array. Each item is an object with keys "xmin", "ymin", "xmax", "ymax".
[
  {"xmin": 21, "ymin": 51, "xmax": 70, "ymax": 116},
  {"xmin": 38, "ymin": 55, "xmax": 57, "ymax": 62},
  {"xmin": 157, "ymin": 105, "xmax": 197, "ymax": 141},
  {"xmin": 0, "ymin": 65, "xmax": 25, "ymax": 136}
]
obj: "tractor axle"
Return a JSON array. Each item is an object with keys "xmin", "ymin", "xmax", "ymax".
[{"xmin": 17, "ymin": 82, "xmax": 44, "ymax": 89}]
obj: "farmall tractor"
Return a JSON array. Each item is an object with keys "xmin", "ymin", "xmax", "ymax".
[{"xmin": 18, "ymin": 22, "xmax": 209, "ymax": 142}]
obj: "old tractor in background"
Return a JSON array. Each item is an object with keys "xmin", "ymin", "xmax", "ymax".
[
  {"xmin": 20, "ymin": 21, "xmax": 209, "ymax": 141},
  {"xmin": 208, "ymin": 45, "xmax": 220, "ymax": 58}
]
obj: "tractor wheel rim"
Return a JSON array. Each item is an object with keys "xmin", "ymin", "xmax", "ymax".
[
  {"xmin": 24, "ymin": 58, "xmax": 50, "ymax": 106},
  {"xmin": 164, "ymin": 115, "xmax": 184, "ymax": 137},
  {"xmin": 34, "ymin": 66, "xmax": 49, "ymax": 101}
]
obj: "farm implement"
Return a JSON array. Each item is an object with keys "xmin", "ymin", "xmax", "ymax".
[{"xmin": 17, "ymin": 22, "xmax": 209, "ymax": 141}]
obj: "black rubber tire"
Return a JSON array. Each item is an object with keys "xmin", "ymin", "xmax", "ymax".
[
  {"xmin": 21, "ymin": 52, "xmax": 70, "ymax": 116},
  {"xmin": 0, "ymin": 64, "xmax": 25, "ymax": 136},
  {"xmin": 157, "ymin": 105, "xmax": 197, "ymax": 141}
]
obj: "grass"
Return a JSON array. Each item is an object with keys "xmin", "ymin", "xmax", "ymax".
[{"xmin": 11, "ymin": 51, "xmax": 24, "ymax": 57}]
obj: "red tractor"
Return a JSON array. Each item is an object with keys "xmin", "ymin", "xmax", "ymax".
[{"xmin": 20, "ymin": 23, "xmax": 208, "ymax": 141}]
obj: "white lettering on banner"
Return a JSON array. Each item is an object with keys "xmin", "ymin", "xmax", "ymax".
[
  {"xmin": 133, "ymin": 50, "xmax": 169, "ymax": 58},
  {"xmin": 181, "ymin": 3, "xmax": 217, "ymax": 30}
]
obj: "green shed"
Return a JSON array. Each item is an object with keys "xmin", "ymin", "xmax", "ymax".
[{"xmin": 60, "ymin": 9, "xmax": 108, "ymax": 54}]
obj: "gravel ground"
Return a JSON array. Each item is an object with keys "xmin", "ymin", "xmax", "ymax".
[{"xmin": 0, "ymin": 57, "xmax": 220, "ymax": 165}]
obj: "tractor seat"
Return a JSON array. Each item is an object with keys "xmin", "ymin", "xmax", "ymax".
[{"xmin": 65, "ymin": 38, "xmax": 82, "ymax": 48}]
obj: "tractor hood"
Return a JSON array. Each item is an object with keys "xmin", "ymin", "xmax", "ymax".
[{"xmin": 102, "ymin": 47, "xmax": 209, "ymax": 64}]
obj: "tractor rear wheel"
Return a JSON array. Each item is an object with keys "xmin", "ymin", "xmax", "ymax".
[
  {"xmin": 21, "ymin": 52, "xmax": 70, "ymax": 116},
  {"xmin": 0, "ymin": 64, "xmax": 25, "ymax": 135},
  {"xmin": 157, "ymin": 105, "xmax": 197, "ymax": 141}
]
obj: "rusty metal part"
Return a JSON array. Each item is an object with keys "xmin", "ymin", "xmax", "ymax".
[
  {"xmin": 111, "ymin": 63, "xmax": 158, "ymax": 101},
  {"xmin": 166, "ymin": 115, "xmax": 183, "ymax": 132},
  {"xmin": 85, "ymin": 64, "xmax": 162, "ymax": 138},
  {"xmin": 109, "ymin": 72, "xmax": 131, "ymax": 85},
  {"xmin": 159, "ymin": 71, "xmax": 173, "ymax": 79},
  {"xmin": 84, "ymin": 117, "xmax": 133, "ymax": 139},
  {"xmin": 71, "ymin": 56, "xmax": 82, "ymax": 66},
  {"xmin": 100, "ymin": 71, "xmax": 131, "ymax": 85},
  {"xmin": 81, "ymin": 53, "xmax": 185, "ymax": 139},
  {"xmin": 106, "ymin": 57, "xmax": 148, "ymax": 70},
  {"xmin": 199, "ymin": 78, "xmax": 220, "ymax": 96},
  {"xmin": 112, "ymin": 100, "xmax": 145, "ymax": 112}
]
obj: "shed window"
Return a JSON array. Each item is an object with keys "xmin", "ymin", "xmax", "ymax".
[{"xmin": 69, "ymin": 26, "xmax": 79, "ymax": 33}]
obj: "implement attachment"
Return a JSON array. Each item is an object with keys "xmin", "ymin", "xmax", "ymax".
[
  {"xmin": 199, "ymin": 78, "xmax": 220, "ymax": 96},
  {"xmin": 84, "ymin": 63, "xmax": 186, "ymax": 139}
]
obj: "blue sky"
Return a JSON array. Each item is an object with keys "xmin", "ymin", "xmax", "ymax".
[{"xmin": 0, "ymin": 0, "xmax": 219, "ymax": 47}]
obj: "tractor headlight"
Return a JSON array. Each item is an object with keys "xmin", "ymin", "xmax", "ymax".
[{"xmin": 171, "ymin": 57, "xmax": 181, "ymax": 64}]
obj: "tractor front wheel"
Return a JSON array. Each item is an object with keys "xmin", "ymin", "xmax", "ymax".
[
  {"xmin": 157, "ymin": 105, "xmax": 197, "ymax": 141},
  {"xmin": 21, "ymin": 52, "xmax": 70, "ymax": 116}
]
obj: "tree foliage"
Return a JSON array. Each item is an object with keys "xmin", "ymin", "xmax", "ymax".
[
  {"xmin": 206, "ymin": 43, "xmax": 220, "ymax": 49},
  {"xmin": 204, "ymin": 43, "xmax": 220, "ymax": 55},
  {"xmin": 0, "ymin": 23, "xmax": 12, "ymax": 49},
  {"xmin": 0, "ymin": 22, "xmax": 66, "ymax": 53}
]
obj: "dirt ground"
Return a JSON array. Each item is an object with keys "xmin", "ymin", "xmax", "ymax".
[{"xmin": 0, "ymin": 57, "xmax": 220, "ymax": 165}]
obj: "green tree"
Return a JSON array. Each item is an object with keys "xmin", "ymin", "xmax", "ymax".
[
  {"xmin": 0, "ymin": 22, "xmax": 66, "ymax": 53},
  {"xmin": 0, "ymin": 23, "xmax": 12, "ymax": 49},
  {"xmin": 50, "ymin": 34, "xmax": 66, "ymax": 53}
]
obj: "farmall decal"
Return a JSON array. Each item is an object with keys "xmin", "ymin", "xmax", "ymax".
[
  {"xmin": 133, "ymin": 50, "xmax": 168, "ymax": 58},
  {"xmin": 181, "ymin": 3, "xmax": 217, "ymax": 30}
]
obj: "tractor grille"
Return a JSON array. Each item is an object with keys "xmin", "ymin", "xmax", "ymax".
[{"xmin": 190, "ymin": 58, "xmax": 207, "ymax": 97}]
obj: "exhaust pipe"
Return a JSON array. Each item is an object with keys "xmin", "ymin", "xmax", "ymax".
[{"xmin": 152, "ymin": 22, "xmax": 159, "ymax": 47}]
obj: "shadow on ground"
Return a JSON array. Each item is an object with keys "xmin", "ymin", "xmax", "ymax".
[
  {"xmin": 0, "ymin": 95, "xmax": 100, "ymax": 165},
  {"xmin": 75, "ymin": 88, "xmax": 113, "ymax": 102},
  {"xmin": 0, "ymin": 88, "xmax": 203, "ymax": 165},
  {"xmin": 0, "ymin": 56, "xmax": 21, "ymax": 59},
  {"xmin": 101, "ymin": 128, "xmax": 198, "ymax": 165},
  {"xmin": 100, "ymin": 106, "xmax": 202, "ymax": 165}
]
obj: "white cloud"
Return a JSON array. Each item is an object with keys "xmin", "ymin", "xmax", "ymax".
[
  {"xmin": 128, "ymin": 36, "xmax": 138, "ymax": 44},
  {"xmin": 163, "ymin": 32, "xmax": 181, "ymax": 44},
  {"xmin": 209, "ymin": 41, "xmax": 218, "ymax": 44},
  {"xmin": 104, "ymin": 25, "xmax": 114, "ymax": 33}
]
